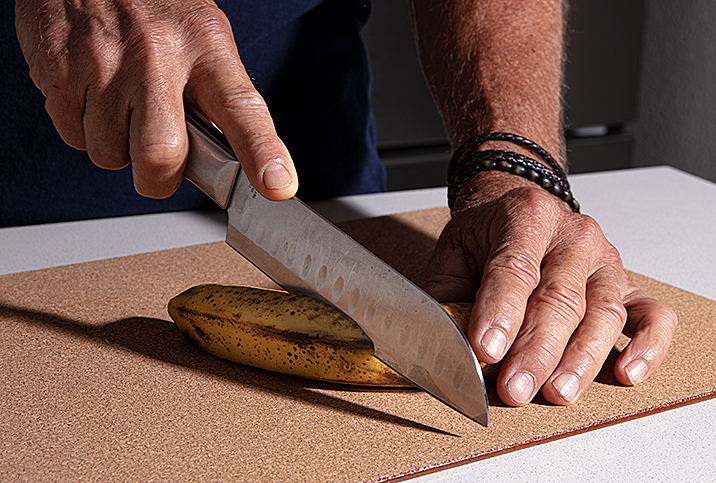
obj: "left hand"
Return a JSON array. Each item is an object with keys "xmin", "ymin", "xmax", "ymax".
[{"xmin": 423, "ymin": 172, "xmax": 678, "ymax": 406}]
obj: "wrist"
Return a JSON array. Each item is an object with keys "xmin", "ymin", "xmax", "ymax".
[
  {"xmin": 451, "ymin": 170, "xmax": 533, "ymax": 212},
  {"xmin": 447, "ymin": 133, "xmax": 579, "ymax": 214}
]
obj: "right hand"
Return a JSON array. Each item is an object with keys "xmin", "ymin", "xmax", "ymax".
[{"xmin": 14, "ymin": 0, "xmax": 298, "ymax": 201}]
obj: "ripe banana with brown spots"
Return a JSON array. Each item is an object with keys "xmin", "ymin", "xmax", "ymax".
[{"xmin": 168, "ymin": 284, "xmax": 500, "ymax": 386}]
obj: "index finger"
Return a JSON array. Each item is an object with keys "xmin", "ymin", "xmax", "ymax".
[
  {"xmin": 468, "ymin": 198, "xmax": 555, "ymax": 363},
  {"xmin": 185, "ymin": 46, "xmax": 298, "ymax": 201}
]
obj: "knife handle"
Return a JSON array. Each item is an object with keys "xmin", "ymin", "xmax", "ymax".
[{"xmin": 184, "ymin": 106, "xmax": 242, "ymax": 209}]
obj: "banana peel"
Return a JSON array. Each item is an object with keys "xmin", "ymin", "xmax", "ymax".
[{"xmin": 168, "ymin": 284, "xmax": 501, "ymax": 386}]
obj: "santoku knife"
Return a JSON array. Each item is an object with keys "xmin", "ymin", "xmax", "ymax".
[{"xmin": 183, "ymin": 106, "xmax": 489, "ymax": 426}]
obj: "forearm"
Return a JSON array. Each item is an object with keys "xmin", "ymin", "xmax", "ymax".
[{"xmin": 408, "ymin": 0, "xmax": 567, "ymax": 167}]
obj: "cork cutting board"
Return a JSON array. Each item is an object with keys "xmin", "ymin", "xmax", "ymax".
[{"xmin": 2, "ymin": 207, "xmax": 715, "ymax": 482}]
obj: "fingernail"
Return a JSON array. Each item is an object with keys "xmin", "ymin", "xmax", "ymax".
[
  {"xmin": 552, "ymin": 373, "xmax": 580, "ymax": 403},
  {"xmin": 263, "ymin": 163, "xmax": 293, "ymax": 190},
  {"xmin": 625, "ymin": 359, "xmax": 649, "ymax": 385},
  {"xmin": 507, "ymin": 372, "xmax": 536, "ymax": 404},
  {"xmin": 481, "ymin": 328, "xmax": 507, "ymax": 360}
]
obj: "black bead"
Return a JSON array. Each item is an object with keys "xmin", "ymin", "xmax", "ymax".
[
  {"xmin": 480, "ymin": 159, "xmax": 496, "ymax": 171},
  {"xmin": 496, "ymin": 160, "xmax": 512, "ymax": 171},
  {"xmin": 539, "ymin": 176, "xmax": 554, "ymax": 190},
  {"xmin": 511, "ymin": 164, "xmax": 527, "ymax": 176}
]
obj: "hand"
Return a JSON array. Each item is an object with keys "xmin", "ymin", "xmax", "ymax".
[
  {"xmin": 14, "ymin": 0, "xmax": 297, "ymax": 200},
  {"xmin": 424, "ymin": 171, "xmax": 678, "ymax": 406}
]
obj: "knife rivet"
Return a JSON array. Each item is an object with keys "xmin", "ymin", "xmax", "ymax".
[
  {"xmin": 331, "ymin": 276, "xmax": 344, "ymax": 303},
  {"xmin": 316, "ymin": 265, "xmax": 328, "ymax": 290}
]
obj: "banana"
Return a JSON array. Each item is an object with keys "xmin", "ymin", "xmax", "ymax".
[{"xmin": 168, "ymin": 284, "xmax": 500, "ymax": 386}]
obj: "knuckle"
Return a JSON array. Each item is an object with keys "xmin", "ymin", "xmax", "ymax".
[
  {"xmin": 655, "ymin": 305, "xmax": 679, "ymax": 329},
  {"xmin": 517, "ymin": 339, "xmax": 563, "ymax": 375},
  {"xmin": 634, "ymin": 305, "xmax": 679, "ymax": 347},
  {"xmin": 130, "ymin": 138, "xmax": 185, "ymax": 169},
  {"xmin": 216, "ymin": 90, "xmax": 285, "ymax": 161},
  {"xmin": 577, "ymin": 215, "xmax": 602, "ymax": 237},
  {"xmin": 243, "ymin": 131, "xmax": 285, "ymax": 164},
  {"xmin": 190, "ymin": 10, "xmax": 234, "ymax": 44},
  {"xmin": 538, "ymin": 279, "xmax": 586, "ymax": 321},
  {"xmin": 512, "ymin": 186, "xmax": 553, "ymax": 208},
  {"xmin": 568, "ymin": 337, "xmax": 609, "ymax": 371},
  {"xmin": 124, "ymin": 26, "xmax": 180, "ymax": 73},
  {"xmin": 567, "ymin": 216, "xmax": 603, "ymax": 249},
  {"xmin": 506, "ymin": 331, "xmax": 571, "ymax": 382},
  {"xmin": 487, "ymin": 253, "xmax": 541, "ymax": 290},
  {"xmin": 221, "ymin": 89, "xmax": 270, "ymax": 115},
  {"xmin": 570, "ymin": 217, "xmax": 622, "ymax": 264},
  {"xmin": 33, "ymin": 41, "xmax": 80, "ymax": 97},
  {"xmin": 592, "ymin": 298, "xmax": 628, "ymax": 330},
  {"xmin": 508, "ymin": 186, "xmax": 564, "ymax": 219},
  {"xmin": 638, "ymin": 343, "xmax": 666, "ymax": 367},
  {"xmin": 601, "ymin": 243, "xmax": 624, "ymax": 268},
  {"xmin": 181, "ymin": 5, "xmax": 237, "ymax": 59}
]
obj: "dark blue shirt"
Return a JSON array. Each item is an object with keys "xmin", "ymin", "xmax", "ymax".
[{"xmin": 0, "ymin": 0, "xmax": 385, "ymax": 227}]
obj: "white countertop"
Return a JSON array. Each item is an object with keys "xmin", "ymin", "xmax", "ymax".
[{"xmin": 2, "ymin": 166, "xmax": 715, "ymax": 481}]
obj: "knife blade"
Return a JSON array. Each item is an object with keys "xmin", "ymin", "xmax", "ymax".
[{"xmin": 183, "ymin": 106, "xmax": 489, "ymax": 426}]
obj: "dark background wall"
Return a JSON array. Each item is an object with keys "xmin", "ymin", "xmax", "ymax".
[
  {"xmin": 633, "ymin": 0, "xmax": 716, "ymax": 183},
  {"xmin": 361, "ymin": 0, "xmax": 696, "ymax": 191}
]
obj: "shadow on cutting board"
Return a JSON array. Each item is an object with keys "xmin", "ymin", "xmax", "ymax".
[{"xmin": 1, "ymin": 303, "xmax": 461, "ymax": 437}]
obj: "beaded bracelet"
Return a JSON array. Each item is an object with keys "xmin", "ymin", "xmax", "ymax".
[{"xmin": 447, "ymin": 133, "xmax": 580, "ymax": 213}]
